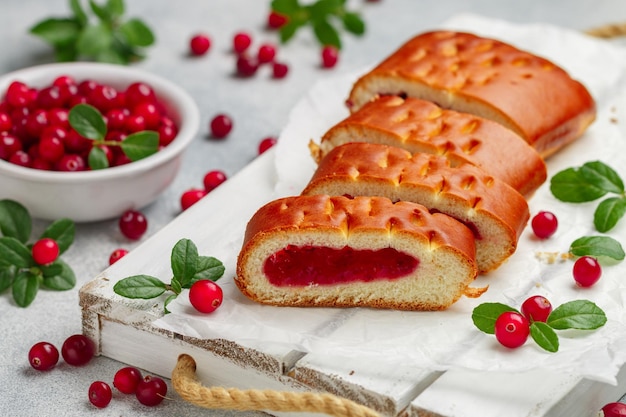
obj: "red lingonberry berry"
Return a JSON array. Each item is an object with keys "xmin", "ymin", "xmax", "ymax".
[
  {"xmin": 521, "ymin": 295, "xmax": 552, "ymax": 323},
  {"xmin": 125, "ymin": 82, "xmax": 156, "ymax": 108},
  {"xmin": 61, "ymin": 334, "xmax": 96, "ymax": 366},
  {"xmin": 203, "ymin": 170, "xmax": 227, "ymax": 191},
  {"xmin": 28, "ymin": 341, "xmax": 60, "ymax": 371},
  {"xmin": 0, "ymin": 111, "xmax": 12, "ymax": 132},
  {"xmin": 236, "ymin": 55, "xmax": 259, "ymax": 77},
  {"xmin": 0, "ymin": 133, "xmax": 22, "ymax": 160},
  {"xmin": 108, "ymin": 248, "xmax": 129, "ymax": 265},
  {"xmin": 258, "ymin": 137, "xmax": 277, "ymax": 155},
  {"xmin": 158, "ymin": 124, "xmax": 177, "ymax": 146},
  {"xmin": 133, "ymin": 102, "xmax": 161, "ymax": 130},
  {"xmin": 9, "ymin": 150, "xmax": 31, "ymax": 167},
  {"xmin": 257, "ymin": 43, "xmax": 277, "ymax": 64},
  {"xmin": 267, "ymin": 11, "xmax": 288, "ymax": 29},
  {"xmin": 47, "ymin": 108, "xmax": 69, "ymax": 127},
  {"xmin": 113, "ymin": 366, "xmax": 143, "ymax": 394},
  {"xmin": 56, "ymin": 154, "xmax": 86, "ymax": 172},
  {"xmin": 210, "ymin": 115, "xmax": 233, "ymax": 139},
  {"xmin": 494, "ymin": 311, "xmax": 530, "ymax": 349},
  {"xmin": 233, "ymin": 32, "xmax": 252, "ymax": 54},
  {"xmin": 531, "ymin": 211, "xmax": 558, "ymax": 239},
  {"xmin": 32, "ymin": 238, "xmax": 60, "ymax": 265},
  {"xmin": 602, "ymin": 402, "xmax": 626, "ymax": 417},
  {"xmin": 119, "ymin": 210, "xmax": 148, "ymax": 240},
  {"xmin": 180, "ymin": 188, "xmax": 207, "ymax": 211},
  {"xmin": 573, "ymin": 256, "xmax": 602, "ymax": 287},
  {"xmin": 105, "ymin": 108, "xmax": 128, "ymax": 130},
  {"xmin": 189, "ymin": 280, "xmax": 223, "ymax": 313},
  {"xmin": 88, "ymin": 381, "xmax": 112, "ymax": 408},
  {"xmin": 135, "ymin": 375, "xmax": 168, "ymax": 406},
  {"xmin": 321, "ymin": 45, "xmax": 339, "ymax": 68},
  {"xmin": 38, "ymin": 136, "xmax": 65, "ymax": 162},
  {"xmin": 272, "ymin": 62, "xmax": 289, "ymax": 79},
  {"xmin": 190, "ymin": 34, "xmax": 211, "ymax": 56},
  {"xmin": 6, "ymin": 81, "xmax": 33, "ymax": 108}
]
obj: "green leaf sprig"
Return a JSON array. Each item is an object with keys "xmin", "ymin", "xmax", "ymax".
[
  {"xmin": 113, "ymin": 238, "xmax": 225, "ymax": 313},
  {"xmin": 69, "ymin": 103, "xmax": 159, "ymax": 170},
  {"xmin": 472, "ymin": 299, "xmax": 607, "ymax": 352},
  {"xmin": 271, "ymin": 0, "xmax": 366, "ymax": 50},
  {"xmin": 550, "ymin": 161, "xmax": 626, "ymax": 233},
  {"xmin": 569, "ymin": 235, "xmax": 624, "ymax": 262},
  {"xmin": 0, "ymin": 200, "xmax": 76, "ymax": 307},
  {"xmin": 29, "ymin": 0, "xmax": 155, "ymax": 64}
]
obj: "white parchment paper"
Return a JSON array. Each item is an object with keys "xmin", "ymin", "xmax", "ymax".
[{"xmin": 156, "ymin": 14, "xmax": 626, "ymax": 384}]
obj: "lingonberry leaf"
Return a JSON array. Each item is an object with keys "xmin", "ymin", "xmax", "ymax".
[
  {"xmin": 594, "ymin": 196, "xmax": 626, "ymax": 233},
  {"xmin": 29, "ymin": 18, "xmax": 82, "ymax": 47},
  {"xmin": 89, "ymin": 0, "xmax": 113, "ymax": 22},
  {"xmin": 580, "ymin": 161, "xmax": 624, "ymax": 194},
  {"xmin": 530, "ymin": 321, "xmax": 559, "ymax": 353},
  {"xmin": 119, "ymin": 18, "xmax": 155, "ymax": 47},
  {"xmin": 113, "ymin": 274, "xmax": 167, "ymax": 299},
  {"xmin": 546, "ymin": 300, "xmax": 607, "ymax": 330},
  {"xmin": 69, "ymin": 104, "xmax": 107, "ymax": 141},
  {"xmin": 70, "ymin": 0, "xmax": 89, "ymax": 26},
  {"xmin": 170, "ymin": 277, "xmax": 182, "ymax": 295},
  {"xmin": 472, "ymin": 302, "xmax": 518, "ymax": 334},
  {"xmin": 313, "ymin": 19, "xmax": 341, "ymax": 49},
  {"xmin": 189, "ymin": 256, "xmax": 225, "ymax": 286},
  {"xmin": 171, "ymin": 238, "xmax": 199, "ymax": 288},
  {"xmin": 12, "ymin": 270, "xmax": 40, "ymax": 308},
  {"xmin": 40, "ymin": 218, "xmax": 75, "ymax": 254},
  {"xmin": 104, "ymin": 0, "xmax": 125, "ymax": 19},
  {"xmin": 0, "ymin": 199, "xmax": 32, "ymax": 243},
  {"xmin": 88, "ymin": 146, "xmax": 110, "ymax": 170},
  {"xmin": 76, "ymin": 23, "xmax": 114, "ymax": 58},
  {"xmin": 569, "ymin": 235, "xmax": 625, "ymax": 261},
  {"xmin": 342, "ymin": 12, "xmax": 366, "ymax": 35},
  {"xmin": 550, "ymin": 167, "xmax": 609, "ymax": 203},
  {"xmin": 0, "ymin": 237, "xmax": 34, "ymax": 269},
  {"xmin": 164, "ymin": 293, "xmax": 178, "ymax": 314},
  {"xmin": 41, "ymin": 259, "xmax": 76, "ymax": 291},
  {"xmin": 0, "ymin": 265, "xmax": 16, "ymax": 293},
  {"xmin": 120, "ymin": 131, "xmax": 159, "ymax": 161}
]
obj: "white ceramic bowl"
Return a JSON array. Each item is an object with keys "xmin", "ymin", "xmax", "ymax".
[{"xmin": 0, "ymin": 62, "xmax": 200, "ymax": 222}]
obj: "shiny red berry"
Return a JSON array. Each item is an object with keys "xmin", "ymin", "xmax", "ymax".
[
  {"xmin": 258, "ymin": 137, "xmax": 277, "ymax": 154},
  {"xmin": 113, "ymin": 366, "xmax": 143, "ymax": 394},
  {"xmin": 573, "ymin": 256, "xmax": 602, "ymax": 287},
  {"xmin": 109, "ymin": 248, "xmax": 129, "ymax": 265},
  {"xmin": 61, "ymin": 334, "xmax": 96, "ymax": 366},
  {"xmin": 135, "ymin": 375, "xmax": 168, "ymax": 406},
  {"xmin": 494, "ymin": 311, "xmax": 530, "ymax": 348},
  {"xmin": 602, "ymin": 402, "xmax": 626, "ymax": 417},
  {"xmin": 267, "ymin": 11, "xmax": 288, "ymax": 29},
  {"xmin": 32, "ymin": 238, "xmax": 60, "ymax": 265},
  {"xmin": 257, "ymin": 43, "xmax": 277, "ymax": 64},
  {"xmin": 119, "ymin": 210, "xmax": 148, "ymax": 240},
  {"xmin": 189, "ymin": 280, "xmax": 223, "ymax": 313},
  {"xmin": 190, "ymin": 34, "xmax": 211, "ymax": 56},
  {"xmin": 181, "ymin": 188, "xmax": 207, "ymax": 211},
  {"xmin": 28, "ymin": 341, "xmax": 60, "ymax": 371},
  {"xmin": 203, "ymin": 170, "xmax": 227, "ymax": 191},
  {"xmin": 210, "ymin": 114, "xmax": 233, "ymax": 139},
  {"xmin": 521, "ymin": 295, "xmax": 552, "ymax": 323},
  {"xmin": 56, "ymin": 154, "xmax": 86, "ymax": 172},
  {"xmin": 88, "ymin": 381, "xmax": 112, "ymax": 408},
  {"xmin": 321, "ymin": 45, "xmax": 339, "ymax": 68},
  {"xmin": 236, "ymin": 55, "xmax": 259, "ymax": 77},
  {"xmin": 272, "ymin": 62, "xmax": 289, "ymax": 79},
  {"xmin": 531, "ymin": 211, "xmax": 558, "ymax": 239},
  {"xmin": 233, "ymin": 32, "xmax": 252, "ymax": 54}
]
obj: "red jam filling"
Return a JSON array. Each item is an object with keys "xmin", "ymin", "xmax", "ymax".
[{"xmin": 263, "ymin": 245, "xmax": 419, "ymax": 287}]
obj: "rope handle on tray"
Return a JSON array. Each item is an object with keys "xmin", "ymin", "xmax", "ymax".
[{"xmin": 172, "ymin": 354, "xmax": 381, "ymax": 417}]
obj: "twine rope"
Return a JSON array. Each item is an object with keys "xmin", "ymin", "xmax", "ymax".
[{"xmin": 172, "ymin": 354, "xmax": 381, "ymax": 417}]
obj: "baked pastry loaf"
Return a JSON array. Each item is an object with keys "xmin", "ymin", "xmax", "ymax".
[
  {"xmin": 347, "ymin": 31, "xmax": 596, "ymax": 158},
  {"xmin": 302, "ymin": 142, "xmax": 529, "ymax": 273},
  {"xmin": 236, "ymin": 195, "xmax": 481, "ymax": 311},
  {"xmin": 311, "ymin": 95, "xmax": 546, "ymax": 197}
]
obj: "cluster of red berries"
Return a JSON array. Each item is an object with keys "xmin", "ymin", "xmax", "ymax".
[
  {"xmin": 28, "ymin": 334, "xmax": 96, "ymax": 371},
  {"xmin": 0, "ymin": 76, "xmax": 177, "ymax": 171},
  {"xmin": 494, "ymin": 295, "xmax": 552, "ymax": 348},
  {"xmin": 89, "ymin": 366, "xmax": 168, "ymax": 408},
  {"xmin": 179, "ymin": 169, "xmax": 228, "ymax": 211},
  {"xmin": 531, "ymin": 210, "xmax": 602, "ymax": 287}
]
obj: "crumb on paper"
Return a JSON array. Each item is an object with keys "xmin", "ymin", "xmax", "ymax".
[{"xmin": 535, "ymin": 251, "xmax": 572, "ymax": 264}]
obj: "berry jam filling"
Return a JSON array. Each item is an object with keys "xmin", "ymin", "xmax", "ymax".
[{"xmin": 263, "ymin": 244, "xmax": 419, "ymax": 287}]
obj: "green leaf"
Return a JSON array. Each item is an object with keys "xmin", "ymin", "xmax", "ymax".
[
  {"xmin": 88, "ymin": 146, "xmax": 110, "ymax": 170},
  {"xmin": 279, "ymin": 20, "xmax": 304, "ymax": 43},
  {"xmin": 550, "ymin": 168, "xmax": 610, "ymax": 203},
  {"xmin": 164, "ymin": 293, "xmax": 177, "ymax": 314},
  {"xmin": 170, "ymin": 276, "xmax": 182, "ymax": 295},
  {"xmin": 119, "ymin": 18, "xmax": 155, "ymax": 47},
  {"xmin": 0, "ymin": 199, "xmax": 32, "ymax": 243},
  {"xmin": 41, "ymin": 259, "xmax": 76, "ymax": 291},
  {"xmin": 54, "ymin": 44, "xmax": 79, "ymax": 62},
  {"xmin": 70, "ymin": 0, "xmax": 89, "ymax": 26},
  {"xmin": 106, "ymin": 0, "xmax": 125, "ymax": 19},
  {"xmin": 309, "ymin": 0, "xmax": 342, "ymax": 19},
  {"xmin": 580, "ymin": 161, "xmax": 624, "ymax": 195},
  {"xmin": 472, "ymin": 302, "xmax": 517, "ymax": 334},
  {"xmin": 12, "ymin": 270, "xmax": 40, "ymax": 307},
  {"xmin": 97, "ymin": 46, "xmax": 129, "ymax": 64},
  {"xmin": 76, "ymin": 23, "xmax": 114, "ymax": 56},
  {"xmin": 189, "ymin": 256, "xmax": 225, "ymax": 286},
  {"xmin": 271, "ymin": 0, "xmax": 302, "ymax": 14},
  {"xmin": 29, "ymin": 18, "xmax": 82, "ymax": 47},
  {"xmin": 530, "ymin": 321, "xmax": 559, "ymax": 352},
  {"xmin": 40, "ymin": 218, "xmax": 75, "ymax": 254},
  {"xmin": 0, "ymin": 265, "xmax": 16, "ymax": 292},
  {"xmin": 171, "ymin": 239, "xmax": 199, "ymax": 288},
  {"xmin": 113, "ymin": 275, "xmax": 167, "ymax": 299},
  {"xmin": 0, "ymin": 237, "xmax": 34, "ymax": 268},
  {"xmin": 89, "ymin": 0, "xmax": 112, "ymax": 22},
  {"xmin": 547, "ymin": 300, "xmax": 607, "ymax": 330},
  {"xmin": 313, "ymin": 19, "xmax": 341, "ymax": 49},
  {"xmin": 594, "ymin": 197, "xmax": 626, "ymax": 233},
  {"xmin": 69, "ymin": 104, "xmax": 107, "ymax": 140},
  {"xmin": 569, "ymin": 235, "xmax": 625, "ymax": 261},
  {"xmin": 120, "ymin": 131, "xmax": 159, "ymax": 161},
  {"xmin": 342, "ymin": 12, "xmax": 365, "ymax": 35}
]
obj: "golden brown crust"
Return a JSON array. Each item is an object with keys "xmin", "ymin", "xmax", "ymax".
[
  {"xmin": 347, "ymin": 31, "xmax": 596, "ymax": 158},
  {"xmin": 318, "ymin": 96, "xmax": 546, "ymax": 197},
  {"xmin": 302, "ymin": 143, "xmax": 529, "ymax": 273},
  {"xmin": 236, "ymin": 195, "xmax": 478, "ymax": 311}
]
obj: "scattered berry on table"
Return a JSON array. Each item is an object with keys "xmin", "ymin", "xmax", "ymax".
[
  {"xmin": 209, "ymin": 114, "xmax": 233, "ymax": 139},
  {"xmin": 602, "ymin": 402, "xmax": 626, "ymax": 417},
  {"xmin": 236, "ymin": 55, "xmax": 259, "ymax": 77},
  {"xmin": 573, "ymin": 256, "xmax": 602, "ymax": 287},
  {"xmin": 180, "ymin": 188, "xmax": 207, "ymax": 211},
  {"xmin": 233, "ymin": 32, "xmax": 252, "ymax": 54},
  {"xmin": 31, "ymin": 238, "xmax": 60, "ymax": 265},
  {"xmin": 257, "ymin": 43, "xmax": 277, "ymax": 64},
  {"xmin": 258, "ymin": 137, "xmax": 277, "ymax": 154},
  {"xmin": 321, "ymin": 45, "xmax": 339, "ymax": 68},
  {"xmin": 494, "ymin": 311, "xmax": 530, "ymax": 348},
  {"xmin": 88, "ymin": 381, "xmax": 112, "ymax": 408},
  {"xmin": 135, "ymin": 375, "xmax": 168, "ymax": 406},
  {"xmin": 109, "ymin": 248, "xmax": 129, "ymax": 265},
  {"xmin": 189, "ymin": 33, "xmax": 211, "ymax": 56},
  {"xmin": 61, "ymin": 334, "xmax": 95, "ymax": 366},
  {"xmin": 272, "ymin": 62, "xmax": 289, "ymax": 79},
  {"xmin": 267, "ymin": 11, "xmax": 288, "ymax": 29},
  {"xmin": 521, "ymin": 295, "xmax": 552, "ymax": 323},
  {"xmin": 113, "ymin": 366, "xmax": 143, "ymax": 394},
  {"xmin": 531, "ymin": 211, "xmax": 558, "ymax": 239},
  {"xmin": 189, "ymin": 280, "xmax": 223, "ymax": 313},
  {"xmin": 203, "ymin": 170, "xmax": 227, "ymax": 192},
  {"xmin": 119, "ymin": 210, "xmax": 148, "ymax": 240},
  {"xmin": 28, "ymin": 341, "xmax": 59, "ymax": 371}
]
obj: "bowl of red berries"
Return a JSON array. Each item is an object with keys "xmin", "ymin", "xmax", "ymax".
[{"xmin": 0, "ymin": 62, "xmax": 199, "ymax": 222}]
